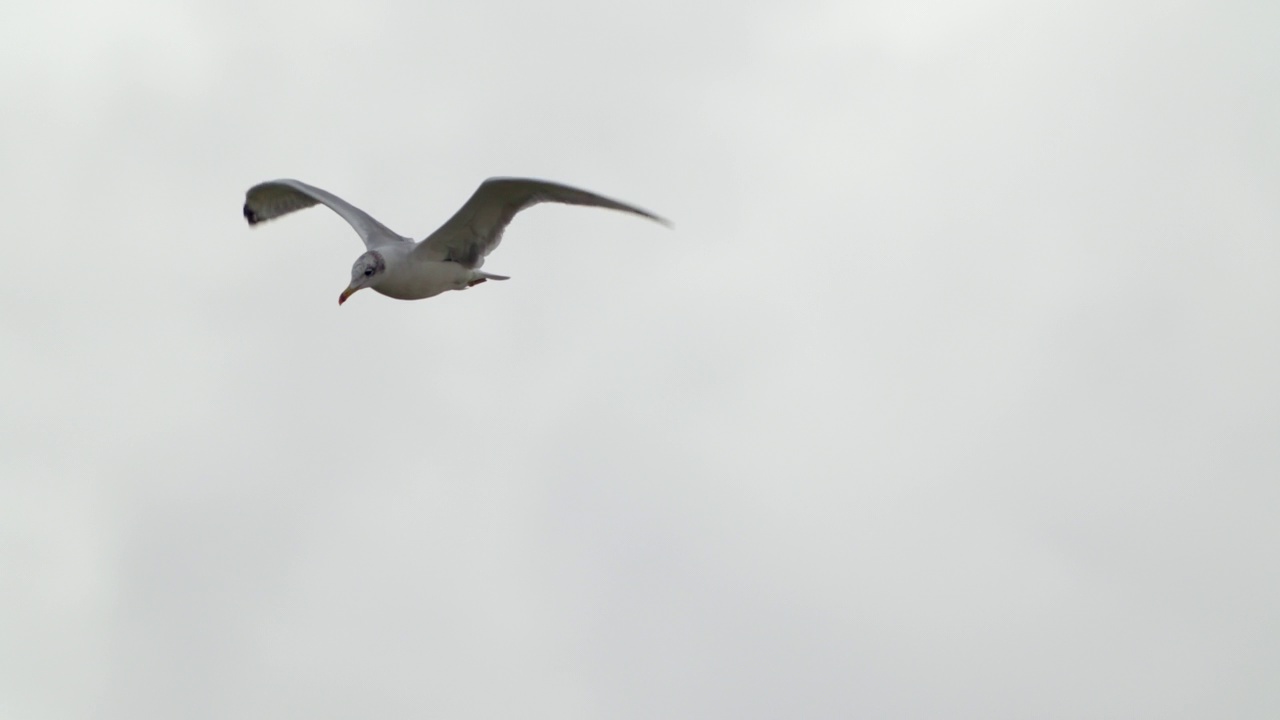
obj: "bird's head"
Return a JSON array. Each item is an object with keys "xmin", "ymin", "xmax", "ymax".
[{"xmin": 339, "ymin": 251, "xmax": 385, "ymax": 305}]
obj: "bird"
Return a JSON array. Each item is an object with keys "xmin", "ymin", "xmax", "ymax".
[{"xmin": 242, "ymin": 177, "xmax": 669, "ymax": 305}]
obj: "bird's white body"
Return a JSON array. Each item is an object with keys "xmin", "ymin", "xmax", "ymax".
[{"xmin": 242, "ymin": 176, "xmax": 667, "ymax": 305}]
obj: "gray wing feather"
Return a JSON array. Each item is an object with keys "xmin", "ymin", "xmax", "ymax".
[
  {"xmin": 415, "ymin": 178, "xmax": 669, "ymax": 267},
  {"xmin": 243, "ymin": 179, "xmax": 408, "ymax": 249}
]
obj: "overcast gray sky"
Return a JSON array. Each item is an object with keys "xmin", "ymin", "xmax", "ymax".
[{"xmin": 3, "ymin": 0, "xmax": 1278, "ymax": 717}]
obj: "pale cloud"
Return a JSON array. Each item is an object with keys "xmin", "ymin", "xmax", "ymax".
[{"xmin": 2, "ymin": 0, "xmax": 1277, "ymax": 718}]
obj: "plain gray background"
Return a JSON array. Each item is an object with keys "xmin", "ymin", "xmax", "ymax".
[{"xmin": 3, "ymin": 0, "xmax": 1277, "ymax": 717}]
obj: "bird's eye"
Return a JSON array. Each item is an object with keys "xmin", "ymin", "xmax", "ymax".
[{"xmin": 364, "ymin": 267, "xmax": 375, "ymax": 277}]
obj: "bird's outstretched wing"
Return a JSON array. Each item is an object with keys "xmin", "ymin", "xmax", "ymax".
[
  {"xmin": 415, "ymin": 178, "xmax": 669, "ymax": 267},
  {"xmin": 243, "ymin": 179, "xmax": 409, "ymax": 249}
]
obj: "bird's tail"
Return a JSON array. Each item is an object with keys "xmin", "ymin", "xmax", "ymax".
[{"xmin": 467, "ymin": 271, "xmax": 510, "ymax": 287}]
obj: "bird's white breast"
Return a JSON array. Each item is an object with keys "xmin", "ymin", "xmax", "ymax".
[{"xmin": 372, "ymin": 253, "xmax": 473, "ymax": 300}]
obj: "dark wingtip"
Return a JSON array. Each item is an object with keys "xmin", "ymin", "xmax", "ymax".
[
  {"xmin": 636, "ymin": 208, "xmax": 673, "ymax": 229},
  {"xmin": 243, "ymin": 203, "xmax": 260, "ymax": 225}
]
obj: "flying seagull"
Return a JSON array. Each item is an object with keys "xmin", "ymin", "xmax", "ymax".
[{"xmin": 243, "ymin": 177, "xmax": 669, "ymax": 305}]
